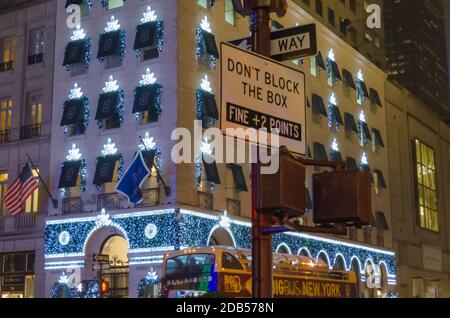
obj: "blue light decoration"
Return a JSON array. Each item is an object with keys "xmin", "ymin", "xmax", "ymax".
[
  {"xmin": 196, "ymin": 75, "xmax": 216, "ymax": 128},
  {"xmin": 196, "ymin": 139, "xmax": 217, "ymax": 193},
  {"xmin": 137, "ymin": 269, "xmax": 161, "ymax": 298},
  {"xmin": 45, "ymin": 209, "xmax": 397, "ymax": 286},
  {"xmin": 326, "ymin": 49, "xmax": 339, "ymax": 87},
  {"xmin": 138, "ymin": 133, "xmax": 162, "ymax": 174},
  {"xmin": 100, "ymin": 0, "xmax": 107, "ymax": 7},
  {"xmin": 196, "ymin": 16, "xmax": 216, "ymax": 69},
  {"xmin": 358, "ymin": 111, "xmax": 370, "ymax": 147},
  {"xmin": 98, "ymin": 16, "xmax": 126, "ymax": 63},
  {"xmin": 59, "ymin": 144, "xmax": 87, "ymax": 198},
  {"xmin": 51, "ymin": 273, "xmax": 77, "ymax": 298},
  {"xmin": 356, "ymin": 70, "xmax": 368, "ymax": 104},
  {"xmin": 328, "ymin": 93, "xmax": 340, "ymax": 132},
  {"xmin": 96, "ymin": 76, "xmax": 124, "ymax": 129},
  {"xmin": 64, "ymin": 83, "xmax": 89, "ymax": 135},
  {"xmin": 135, "ymin": 6, "xmax": 164, "ymax": 57},
  {"xmin": 63, "ymin": 25, "xmax": 91, "ymax": 71},
  {"xmin": 95, "ymin": 139, "xmax": 124, "ymax": 191},
  {"xmin": 134, "ymin": 69, "xmax": 163, "ymax": 121}
]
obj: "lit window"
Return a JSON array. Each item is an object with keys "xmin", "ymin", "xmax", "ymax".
[
  {"xmin": 25, "ymin": 169, "xmax": 39, "ymax": 213},
  {"xmin": 29, "ymin": 92, "xmax": 42, "ymax": 126},
  {"xmin": 108, "ymin": 0, "xmax": 124, "ymax": 10},
  {"xmin": 414, "ymin": 139, "xmax": 439, "ymax": 232},
  {"xmin": 0, "ymin": 98, "xmax": 12, "ymax": 132},
  {"xmin": 198, "ymin": 0, "xmax": 209, "ymax": 9},
  {"xmin": 1, "ymin": 37, "xmax": 16, "ymax": 63},
  {"xmin": 224, "ymin": 0, "xmax": 236, "ymax": 25},
  {"xmin": 0, "ymin": 173, "xmax": 8, "ymax": 215}
]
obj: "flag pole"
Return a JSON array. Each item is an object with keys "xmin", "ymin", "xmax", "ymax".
[
  {"xmin": 25, "ymin": 153, "xmax": 58, "ymax": 209},
  {"xmin": 138, "ymin": 137, "xmax": 171, "ymax": 197}
]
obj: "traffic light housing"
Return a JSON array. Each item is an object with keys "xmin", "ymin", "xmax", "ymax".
[
  {"xmin": 312, "ymin": 170, "xmax": 372, "ymax": 226},
  {"xmin": 101, "ymin": 280, "xmax": 109, "ymax": 294}
]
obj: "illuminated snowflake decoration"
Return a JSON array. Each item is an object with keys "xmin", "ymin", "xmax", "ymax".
[
  {"xmin": 357, "ymin": 69, "xmax": 364, "ymax": 81},
  {"xmin": 219, "ymin": 211, "xmax": 230, "ymax": 229},
  {"xmin": 66, "ymin": 144, "xmax": 82, "ymax": 161},
  {"xmin": 141, "ymin": 6, "xmax": 157, "ymax": 23},
  {"xmin": 103, "ymin": 75, "xmax": 120, "ymax": 93},
  {"xmin": 96, "ymin": 209, "xmax": 112, "ymax": 227},
  {"xmin": 105, "ymin": 16, "xmax": 120, "ymax": 33},
  {"xmin": 146, "ymin": 268, "xmax": 158, "ymax": 281},
  {"xmin": 140, "ymin": 68, "xmax": 157, "ymax": 86},
  {"xmin": 328, "ymin": 48, "xmax": 336, "ymax": 62},
  {"xmin": 361, "ymin": 153, "xmax": 368, "ymax": 166},
  {"xmin": 329, "ymin": 93, "xmax": 337, "ymax": 105},
  {"xmin": 200, "ymin": 16, "xmax": 212, "ymax": 33},
  {"xmin": 359, "ymin": 111, "xmax": 366, "ymax": 123},
  {"xmin": 71, "ymin": 25, "xmax": 86, "ymax": 41},
  {"xmin": 69, "ymin": 83, "xmax": 83, "ymax": 100},
  {"xmin": 331, "ymin": 139, "xmax": 339, "ymax": 152},
  {"xmin": 101, "ymin": 138, "xmax": 118, "ymax": 156},
  {"xmin": 59, "ymin": 231, "xmax": 71, "ymax": 246},
  {"xmin": 139, "ymin": 132, "xmax": 156, "ymax": 151},
  {"xmin": 201, "ymin": 139, "xmax": 213, "ymax": 155},
  {"xmin": 58, "ymin": 272, "xmax": 69, "ymax": 285},
  {"xmin": 200, "ymin": 75, "xmax": 212, "ymax": 93},
  {"xmin": 144, "ymin": 224, "xmax": 158, "ymax": 240}
]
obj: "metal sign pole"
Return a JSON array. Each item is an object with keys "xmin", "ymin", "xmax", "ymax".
[{"xmin": 249, "ymin": 3, "xmax": 273, "ymax": 299}]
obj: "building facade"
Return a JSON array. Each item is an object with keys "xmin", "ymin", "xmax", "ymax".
[
  {"xmin": 384, "ymin": 0, "xmax": 450, "ymax": 120},
  {"xmin": 385, "ymin": 80, "xmax": 450, "ymax": 298},
  {"xmin": 42, "ymin": 0, "xmax": 396, "ymax": 298},
  {"xmin": 0, "ymin": 0, "xmax": 56, "ymax": 298},
  {"xmin": 292, "ymin": 0, "xmax": 385, "ymax": 69}
]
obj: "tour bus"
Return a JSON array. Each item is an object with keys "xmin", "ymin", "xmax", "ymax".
[{"xmin": 161, "ymin": 247, "xmax": 358, "ymax": 298}]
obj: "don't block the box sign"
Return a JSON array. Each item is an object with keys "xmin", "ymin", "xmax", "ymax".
[{"xmin": 312, "ymin": 171, "xmax": 372, "ymax": 226}]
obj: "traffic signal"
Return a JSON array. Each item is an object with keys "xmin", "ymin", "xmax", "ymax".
[{"xmin": 101, "ymin": 280, "xmax": 109, "ymax": 294}]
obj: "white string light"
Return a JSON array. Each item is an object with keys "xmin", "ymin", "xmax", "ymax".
[
  {"xmin": 105, "ymin": 16, "xmax": 121, "ymax": 32},
  {"xmin": 66, "ymin": 144, "xmax": 82, "ymax": 161},
  {"xmin": 101, "ymin": 138, "xmax": 118, "ymax": 156},
  {"xmin": 69, "ymin": 83, "xmax": 83, "ymax": 100},
  {"xmin": 71, "ymin": 25, "xmax": 86, "ymax": 41},
  {"xmin": 141, "ymin": 6, "xmax": 158, "ymax": 23},
  {"xmin": 103, "ymin": 75, "xmax": 119, "ymax": 93},
  {"xmin": 200, "ymin": 75, "xmax": 212, "ymax": 93},
  {"xmin": 140, "ymin": 68, "xmax": 157, "ymax": 86},
  {"xmin": 200, "ymin": 16, "xmax": 212, "ymax": 33}
]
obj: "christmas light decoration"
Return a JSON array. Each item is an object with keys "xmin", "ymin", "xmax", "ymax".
[
  {"xmin": 196, "ymin": 139, "xmax": 216, "ymax": 192},
  {"xmin": 98, "ymin": 16, "xmax": 126, "ymax": 63},
  {"xmin": 137, "ymin": 267, "xmax": 161, "ymax": 298},
  {"xmin": 196, "ymin": 17, "xmax": 216, "ymax": 69},
  {"xmin": 134, "ymin": 69, "xmax": 163, "ymax": 122},
  {"xmin": 59, "ymin": 144, "xmax": 87, "ymax": 198},
  {"xmin": 135, "ymin": 6, "xmax": 164, "ymax": 57},
  {"xmin": 95, "ymin": 139, "xmax": 124, "ymax": 191},
  {"xmin": 196, "ymin": 75, "xmax": 217, "ymax": 128},
  {"xmin": 64, "ymin": 84, "xmax": 89, "ymax": 135},
  {"xmin": 328, "ymin": 93, "xmax": 341, "ymax": 132},
  {"xmin": 64, "ymin": 26, "xmax": 91, "ymax": 71},
  {"xmin": 97, "ymin": 76, "xmax": 124, "ymax": 129},
  {"xmin": 358, "ymin": 111, "xmax": 369, "ymax": 146},
  {"xmin": 356, "ymin": 70, "xmax": 368, "ymax": 104},
  {"xmin": 71, "ymin": 25, "xmax": 86, "ymax": 41}
]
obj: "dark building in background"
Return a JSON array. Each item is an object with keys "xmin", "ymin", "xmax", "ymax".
[
  {"xmin": 444, "ymin": 0, "xmax": 450, "ymax": 95},
  {"xmin": 384, "ymin": 0, "xmax": 450, "ymax": 120}
]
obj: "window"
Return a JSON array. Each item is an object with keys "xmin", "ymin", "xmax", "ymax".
[
  {"xmin": 224, "ymin": 0, "xmax": 236, "ymax": 26},
  {"xmin": 222, "ymin": 253, "xmax": 244, "ymax": 270},
  {"xmin": 108, "ymin": 0, "xmax": 124, "ymax": 10},
  {"xmin": 24, "ymin": 169, "xmax": 39, "ymax": 213},
  {"xmin": 1, "ymin": 37, "xmax": 16, "ymax": 63},
  {"xmin": 0, "ymin": 173, "xmax": 7, "ymax": 215},
  {"xmin": 349, "ymin": 0, "xmax": 356, "ymax": 13},
  {"xmin": 328, "ymin": 8, "xmax": 335, "ymax": 26},
  {"xmin": 315, "ymin": 0, "xmax": 323, "ymax": 16},
  {"xmin": 29, "ymin": 28, "xmax": 44, "ymax": 57},
  {"xmin": 0, "ymin": 98, "xmax": 12, "ymax": 132},
  {"xmin": 198, "ymin": 0, "xmax": 209, "ymax": 9},
  {"xmin": 27, "ymin": 92, "xmax": 42, "ymax": 126},
  {"xmin": 413, "ymin": 139, "xmax": 439, "ymax": 232}
]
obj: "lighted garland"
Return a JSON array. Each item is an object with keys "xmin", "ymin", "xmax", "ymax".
[
  {"xmin": 95, "ymin": 153, "xmax": 124, "ymax": 192},
  {"xmin": 137, "ymin": 271, "xmax": 161, "ymax": 298},
  {"xmin": 64, "ymin": 96, "xmax": 89, "ymax": 135},
  {"xmin": 328, "ymin": 102, "xmax": 340, "ymax": 132},
  {"xmin": 98, "ymin": 29, "xmax": 126, "ymax": 63},
  {"xmin": 195, "ymin": 158, "xmax": 216, "ymax": 193},
  {"xmin": 196, "ymin": 29, "xmax": 216, "ymax": 69},
  {"xmin": 59, "ymin": 159, "xmax": 87, "ymax": 199},
  {"xmin": 356, "ymin": 78, "xmax": 368, "ymax": 104},
  {"xmin": 96, "ymin": 90, "xmax": 124, "ymax": 129},
  {"xmin": 133, "ymin": 84, "xmax": 163, "ymax": 122},
  {"xmin": 326, "ymin": 57, "xmax": 339, "ymax": 87},
  {"xmin": 51, "ymin": 283, "xmax": 77, "ymax": 299},
  {"xmin": 358, "ymin": 120, "xmax": 369, "ymax": 146},
  {"xmin": 64, "ymin": 38, "xmax": 91, "ymax": 71},
  {"xmin": 135, "ymin": 21, "xmax": 164, "ymax": 57}
]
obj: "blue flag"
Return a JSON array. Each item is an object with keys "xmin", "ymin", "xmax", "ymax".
[{"xmin": 116, "ymin": 151, "xmax": 150, "ymax": 204}]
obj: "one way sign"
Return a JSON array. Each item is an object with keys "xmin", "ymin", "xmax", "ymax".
[{"xmin": 229, "ymin": 24, "xmax": 317, "ymax": 62}]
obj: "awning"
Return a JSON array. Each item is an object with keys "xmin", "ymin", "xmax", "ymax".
[
  {"xmin": 200, "ymin": 29, "xmax": 219, "ymax": 59},
  {"xmin": 329, "ymin": 104, "xmax": 344, "ymax": 125},
  {"xmin": 372, "ymin": 128, "xmax": 385, "ymax": 147},
  {"xmin": 95, "ymin": 91, "xmax": 119, "ymax": 121},
  {"xmin": 374, "ymin": 169, "xmax": 387, "ymax": 188},
  {"xmin": 97, "ymin": 30, "xmax": 120, "ymax": 59},
  {"xmin": 198, "ymin": 90, "xmax": 219, "ymax": 120},
  {"xmin": 65, "ymin": 0, "xmax": 82, "ymax": 8},
  {"xmin": 133, "ymin": 21, "xmax": 158, "ymax": 51},
  {"xmin": 344, "ymin": 112, "xmax": 358, "ymax": 133},
  {"xmin": 330, "ymin": 150, "xmax": 343, "ymax": 162},
  {"xmin": 202, "ymin": 154, "xmax": 221, "ymax": 184},
  {"xmin": 328, "ymin": 60, "xmax": 342, "ymax": 81},
  {"xmin": 370, "ymin": 88, "xmax": 383, "ymax": 107},
  {"xmin": 345, "ymin": 157, "xmax": 358, "ymax": 171},
  {"xmin": 93, "ymin": 156, "xmax": 118, "ymax": 185},
  {"xmin": 342, "ymin": 69, "xmax": 356, "ymax": 90},
  {"xmin": 316, "ymin": 51, "xmax": 326, "ymax": 70},
  {"xmin": 60, "ymin": 99, "xmax": 83, "ymax": 127},
  {"xmin": 227, "ymin": 164, "xmax": 248, "ymax": 192},
  {"xmin": 375, "ymin": 211, "xmax": 389, "ymax": 231},
  {"xmin": 312, "ymin": 94, "xmax": 327, "ymax": 117},
  {"xmin": 133, "ymin": 84, "xmax": 159, "ymax": 116},
  {"xmin": 358, "ymin": 80, "xmax": 370, "ymax": 100},
  {"xmin": 58, "ymin": 161, "xmax": 81, "ymax": 189},
  {"xmin": 63, "ymin": 40, "xmax": 85, "ymax": 66},
  {"xmin": 359, "ymin": 121, "xmax": 372, "ymax": 141},
  {"xmin": 313, "ymin": 142, "xmax": 328, "ymax": 161}
]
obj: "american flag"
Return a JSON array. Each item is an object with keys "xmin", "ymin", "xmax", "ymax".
[{"xmin": 2, "ymin": 163, "xmax": 39, "ymax": 217}]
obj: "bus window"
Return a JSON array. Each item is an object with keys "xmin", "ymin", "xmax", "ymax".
[
  {"xmin": 222, "ymin": 252, "xmax": 244, "ymax": 270},
  {"xmin": 165, "ymin": 254, "xmax": 215, "ymax": 278}
]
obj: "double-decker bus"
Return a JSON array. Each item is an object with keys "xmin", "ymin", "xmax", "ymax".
[{"xmin": 161, "ymin": 247, "xmax": 358, "ymax": 298}]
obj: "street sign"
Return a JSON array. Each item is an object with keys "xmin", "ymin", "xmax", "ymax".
[
  {"xmin": 229, "ymin": 24, "xmax": 317, "ymax": 61},
  {"xmin": 92, "ymin": 263, "xmax": 110, "ymax": 271},
  {"xmin": 220, "ymin": 42, "xmax": 307, "ymax": 155},
  {"xmin": 93, "ymin": 254, "xmax": 109, "ymax": 263}
]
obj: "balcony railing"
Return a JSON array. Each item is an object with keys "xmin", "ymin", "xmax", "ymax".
[
  {"xmin": 226, "ymin": 198, "xmax": 241, "ymax": 216},
  {"xmin": 14, "ymin": 214, "xmax": 37, "ymax": 231},
  {"xmin": 28, "ymin": 53, "xmax": 44, "ymax": 65},
  {"xmin": 62, "ymin": 197, "xmax": 84, "ymax": 215},
  {"xmin": 0, "ymin": 129, "xmax": 10, "ymax": 144},
  {"xmin": 197, "ymin": 191, "xmax": 213, "ymax": 210},
  {"xmin": 97, "ymin": 193, "xmax": 121, "ymax": 211},
  {"xmin": 139, "ymin": 188, "xmax": 160, "ymax": 207},
  {"xmin": 20, "ymin": 124, "xmax": 42, "ymax": 140},
  {"xmin": 0, "ymin": 61, "xmax": 13, "ymax": 72},
  {"xmin": 0, "ymin": 217, "xmax": 4, "ymax": 232}
]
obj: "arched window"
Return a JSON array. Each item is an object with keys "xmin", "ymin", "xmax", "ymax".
[
  {"xmin": 333, "ymin": 255, "xmax": 346, "ymax": 271},
  {"xmin": 208, "ymin": 228, "xmax": 234, "ymax": 247}
]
